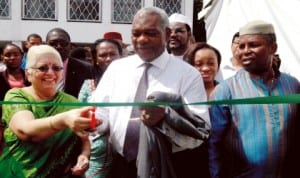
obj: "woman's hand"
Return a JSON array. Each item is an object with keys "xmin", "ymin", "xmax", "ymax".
[
  {"xmin": 64, "ymin": 106, "xmax": 101, "ymax": 134},
  {"xmin": 71, "ymin": 154, "xmax": 89, "ymax": 175}
]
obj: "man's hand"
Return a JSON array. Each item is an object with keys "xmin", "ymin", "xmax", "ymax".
[{"xmin": 140, "ymin": 106, "xmax": 165, "ymax": 126}]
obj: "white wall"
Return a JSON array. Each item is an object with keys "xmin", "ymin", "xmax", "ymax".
[
  {"xmin": 0, "ymin": 0, "xmax": 193, "ymax": 46},
  {"xmin": 202, "ymin": 0, "xmax": 300, "ymax": 80}
]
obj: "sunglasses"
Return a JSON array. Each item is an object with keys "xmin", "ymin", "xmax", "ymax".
[
  {"xmin": 48, "ymin": 40, "xmax": 69, "ymax": 47},
  {"xmin": 31, "ymin": 65, "xmax": 63, "ymax": 72}
]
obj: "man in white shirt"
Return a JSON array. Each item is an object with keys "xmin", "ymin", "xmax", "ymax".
[
  {"xmin": 216, "ymin": 32, "xmax": 243, "ymax": 81},
  {"xmin": 91, "ymin": 6, "xmax": 210, "ymax": 178}
]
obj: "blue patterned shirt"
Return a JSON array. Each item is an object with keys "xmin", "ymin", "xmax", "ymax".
[{"xmin": 209, "ymin": 70, "xmax": 300, "ymax": 178}]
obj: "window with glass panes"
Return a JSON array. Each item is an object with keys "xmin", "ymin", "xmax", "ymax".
[
  {"xmin": 68, "ymin": 0, "xmax": 102, "ymax": 22},
  {"xmin": 0, "ymin": 0, "xmax": 11, "ymax": 19},
  {"xmin": 22, "ymin": 0, "xmax": 57, "ymax": 20},
  {"xmin": 154, "ymin": 0, "xmax": 182, "ymax": 16},
  {"xmin": 112, "ymin": 0, "xmax": 143, "ymax": 24}
]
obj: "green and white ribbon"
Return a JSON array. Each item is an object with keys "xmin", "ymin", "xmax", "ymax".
[{"xmin": 1, "ymin": 94, "xmax": 299, "ymax": 107}]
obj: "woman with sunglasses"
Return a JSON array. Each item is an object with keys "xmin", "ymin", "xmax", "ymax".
[{"xmin": 0, "ymin": 45, "xmax": 100, "ymax": 177}]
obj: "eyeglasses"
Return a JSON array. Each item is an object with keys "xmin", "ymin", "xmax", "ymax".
[
  {"xmin": 31, "ymin": 65, "xmax": 63, "ymax": 72},
  {"xmin": 171, "ymin": 28, "xmax": 187, "ymax": 35},
  {"xmin": 98, "ymin": 52, "xmax": 119, "ymax": 59},
  {"xmin": 48, "ymin": 40, "xmax": 69, "ymax": 47}
]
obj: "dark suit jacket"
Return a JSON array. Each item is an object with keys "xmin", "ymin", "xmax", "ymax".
[
  {"xmin": 64, "ymin": 57, "xmax": 94, "ymax": 98},
  {"xmin": 137, "ymin": 91, "xmax": 211, "ymax": 178}
]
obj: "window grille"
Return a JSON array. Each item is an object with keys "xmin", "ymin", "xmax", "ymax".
[
  {"xmin": 68, "ymin": 0, "xmax": 102, "ymax": 22},
  {"xmin": 154, "ymin": 0, "xmax": 182, "ymax": 16},
  {"xmin": 112, "ymin": 0, "xmax": 143, "ymax": 24},
  {"xmin": 0, "ymin": 0, "xmax": 11, "ymax": 19},
  {"xmin": 22, "ymin": 0, "xmax": 57, "ymax": 20}
]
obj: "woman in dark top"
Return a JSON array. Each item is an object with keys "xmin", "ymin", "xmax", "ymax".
[
  {"xmin": 0, "ymin": 43, "xmax": 30, "ymax": 117},
  {"xmin": 0, "ymin": 43, "xmax": 30, "ymax": 155}
]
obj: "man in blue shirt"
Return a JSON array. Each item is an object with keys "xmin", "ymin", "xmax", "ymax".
[{"xmin": 209, "ymin": 20, "xmax": 300, "ymax": 178}]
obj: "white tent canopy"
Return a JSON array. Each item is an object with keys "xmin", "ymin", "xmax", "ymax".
[{"xmin": 199, "ymin": 0, "xmax": 300, "ymax": 80}]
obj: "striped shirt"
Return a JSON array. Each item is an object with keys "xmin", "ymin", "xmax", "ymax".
[{"xmin": 209, "ymin": 69, "xmax": 300, "ymax": 178}]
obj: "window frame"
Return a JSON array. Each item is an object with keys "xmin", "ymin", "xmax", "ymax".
[
  {"xmin": 153, "ymin": 0, "xmax": 184, "ymax": 16},
  {"xmin": 0, "ymin": 0, "xmax": 11, "ymax": 19},
  {"xmin": 21, "ymin": 0, "xmax": 58, "ymax": 21},
  {"xmin": 67, "ymin": 0, "xmax": 102, "ymax": 23},
  {"xmin": 111, "ymin": 0, "xmax": 144, "ymax": 24}
]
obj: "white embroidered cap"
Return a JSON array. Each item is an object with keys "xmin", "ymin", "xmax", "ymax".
[{"xmin": 169, "ymin": 13, "xmax": 192, "ymax": 28}]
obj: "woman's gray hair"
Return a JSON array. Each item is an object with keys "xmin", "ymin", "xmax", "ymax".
[
  {"xmin": 134, "ymin": 6, "xmax": 169, "ymax": 29},
  {"xmin": 25, "ymin": 44, "xmax": 63, "ymax": 69}
]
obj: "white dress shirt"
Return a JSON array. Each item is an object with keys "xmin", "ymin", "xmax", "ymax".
[
  {"xmin": 215, "ymin": 57, "xmax": 242, "ymax": 82},
  {"xmin": 91, "ymin": 50, "xmax": 210, "ymax": 155},
  {"xmin": 170, "ymin": 54, "xmax": 184, "ymax": 60}
]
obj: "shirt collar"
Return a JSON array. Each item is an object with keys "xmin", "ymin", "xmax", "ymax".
[
  {"xmin": 134, "ymin": 50, "xmax": 170, "ymax": 70},
  {"xmin": 170, "ymin": 53, "xmax": 184, "ymax": 60}
]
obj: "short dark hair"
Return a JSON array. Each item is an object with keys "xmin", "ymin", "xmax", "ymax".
[
  {"xmin": 91, "ymin": 38, "xmax": 123, "ymax": 65},
  {"xmin": 231, "ymin": 32, "xmax": 239, "ymax": 44},
  {"xmin": 46, "ymin": 28, "xmax": 71, "ymax": 42},
  {"xmin": 93, "ymin": 38, "xmax": 122, "ymax": 55},
  {"xmin": 2, "ymin": 43, "xmax": 23, "ymax": 55},
  {"xmin": 27, "ymin": 33, "xmax": 42, "ymax": 41}
]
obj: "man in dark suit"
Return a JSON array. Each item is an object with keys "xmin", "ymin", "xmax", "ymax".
[{"xmin": 46, "ymin": 28, "xmax": 94, "ymax": 97}]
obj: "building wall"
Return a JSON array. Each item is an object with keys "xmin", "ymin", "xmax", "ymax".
[{"xmin": 0, "ymin": 0, "xmax": 194, "ymax": 46}]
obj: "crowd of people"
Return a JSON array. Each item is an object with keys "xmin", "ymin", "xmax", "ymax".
[{"xmin": 0, "ymin": 6, "xmax": 299, "ymax": 178}]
